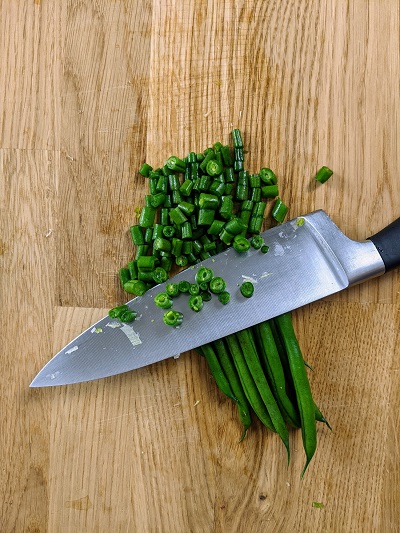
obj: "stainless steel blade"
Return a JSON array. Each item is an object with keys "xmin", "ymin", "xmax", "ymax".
[{"xmin": 30, "ymin": 210, "xmax": 385, "ymax": 387}]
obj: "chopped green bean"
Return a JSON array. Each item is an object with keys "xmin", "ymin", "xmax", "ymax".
[
  {"xmin": 209, "ymin": 276, "xmax": 226, "ymax": 294},
  {"xmin": 195, "ymin": 267, "xmax": 214, "ymax": 284},
  {"xmin": 108, "ymin": 304, "xmax": 129, "ymax": 319},
  {"xmin": 315, "ymin": 166, "xmax": 333, "ymax": 184},
  {"xmin": 163, "ymin": 310, "xmax": 183, "ymax": 327},
  {"xmin": 199, "ymin": 193, "xmax": 219, "ymax": 210},
  {"xmin": 206, "ymin": 159, "xmax": 223, "ymax": 176},
  {"xmin": 189, "ymin": 283, "xmax": 200, "ymax": 295},
  {"xmin": 178, "ymin": 280, "xmax": 190, "ymax": 293},
  {"xmin": 119, "ymin": 268, "xmax": 130, "ymax": 288},
  {"xmin": 178, "ymin": 201, "xmax": 196, "ymax": 216},
  {"xmin": 271, "ymin": 197, "xmax": 288, "ymax": 223},
  {"xmin": 138, "ymin": 270, "xmax": 154, "ymax": 282},
  {"xmin": 152, "ymin": 267, "xmax": 168, "ymax": 284},
  {"xmin": 166, "ymin": 156, "xmax": 186, "ymax": 173},
  {"xmin": 166, "ymin": 282, "xmax": 179, "ymax": 297},
  {"xmin": 207, "ymin": 219, "xmax": 225, "ymax": 235},
  {"xmin": 119, "ymin": 310, "xmax": 137, "ymax": 323},
  {"xmin": 180, "ymin": 179, "xmax": 194, "ymax": 196},
  {"xmin": 259, "ymin": 168, "xmax": 277, "ymax": 185},
  {"xmin": 197, "ymin": 208, "xmax": 215, "ymax": 226},
  {"xmin": 218, "ymin": 291, "xmax": 231, "ymax": 304},
  {"xmin": 181, "ymin": 221, "xmax": 193, "ymax": 240},
  {"xmin": 240, "ymin": 281, "xmax": 254, "ymax": 298},
  {"xmin": 137, "ymin": 256, "xmax": 156, "ymax": 271},
  {"xmin": 233, "ymin": 235, "xmax": 251, "ymax": 253},
  {"xmin": 150, "ymin": 192, "xmax": 166, "ymax": 207},
  {"xmin": 175, "ymin": 255, "xmax": 188, "ymax": 267},
  {"xmin": 127, "ymin": 260, "xmax": 138, "ymax": 280},
  {"xmin": 163, "ymin": 225, "xmax": 175, "ymax": 238},
  {"xmin": 130, "ymin": 225, "xmax": 144, "ymax": 246},
  {"xmin": 154, "ymin": 292, "xmax": 173, "ymax": 309},
  {"xmin": 224, "ymin": 217, "xmax": 247, "ymax": 236},
  {"xmin": 261, "ymin": 184, "xmax": 279, "ymax": 198},
  {"xmin": 123, "ymin": 280, "xmax": 148, "ymax": 295},
  {"xmin": 200, "ymin": 290, "xmax": 212, "ymax": 302},
  {"xmin": 232, "ymin": 128, "xmax": 244, "ymax": 148},
  {"xmin": 251, "ymin": 235, "xmax": 264, "ymax": 249},
  {"xmin": 135, "ymin": 244, "xmax": 149, "ymax": 259},
  {"xmin": 139, "ymin": 206, "xmax": 156, "ymax": 228},
  {"xmin": 139, "ymin": 163, "xmax": 153, "ymax": 177},
  {"xmin": 188, "ymin": 294, "xmax": 204, "ymax": 312},
  {"xmin": 169, "ymin": 206, "xmax": 188, "ymax": 225},
  {"xmin": 171, "ymin": 238, "xmax": 183, "ymax": 257}
]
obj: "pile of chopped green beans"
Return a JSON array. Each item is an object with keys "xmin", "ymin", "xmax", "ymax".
[
  {"xmin": 109, "ymin": 129, "xmax": 332, "ymax": 477},
  {"xmin": 114, "ymin": 129, "xmax": 287, "ymax": 305}
]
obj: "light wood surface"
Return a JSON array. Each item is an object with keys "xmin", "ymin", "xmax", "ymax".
[{"xmin": 1, "ymin": 1, "xmax": 399, "ymax": 532}]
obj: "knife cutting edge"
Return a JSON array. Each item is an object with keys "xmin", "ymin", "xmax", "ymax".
[{"xmin": 30, "ymin": 210, "xmax": 399, "ymax": 387}]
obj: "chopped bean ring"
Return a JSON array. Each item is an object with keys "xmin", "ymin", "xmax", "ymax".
[
  {"xmin": 195, "ymin": 266, "xmax": 214, "ymax": 284},
  {"xmin": 163, "ymin": 310, "xmax": 183, "ymax": 327},
  {"xmin": 165, "ymin": 282, "xmax": 179, "ymax": 297},
  {"xmin": 188, "ymin": 295, "xmax": 204, "ymax": 312},
  {"xmin": 240, "ymin": 281, "xmax": 254, "ymax": 298},
  {"xmin": 209, "ymin": 276, "xmax": 226, "ymax": 294},
  {"xmin": 233, "ymin": 235, "xmax": 251, "ymax": 253},
  {"xmin": 154, "ymin": 292, "xmax": 173, "ymax": 309},
  {"xmin": 218, "ymin": 291, "xmax": 230, "ymax": 305}
]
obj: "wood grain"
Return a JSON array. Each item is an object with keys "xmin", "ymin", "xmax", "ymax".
[{"xmin": 1, "ymin": 0, "xmax": 399, "ymax": 531}]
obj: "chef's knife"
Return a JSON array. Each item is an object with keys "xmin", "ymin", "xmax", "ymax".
[{"xmin": 30, "ymin": 210, "xmax": 399, "ymax": 387}]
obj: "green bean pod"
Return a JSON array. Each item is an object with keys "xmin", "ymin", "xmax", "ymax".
[
  {"xmin": 212, "ymin": 338, "xmax": 252, "ymax": 441},
  {"xmin": 253, "ymin": 321, "xmax": 301, "ymax": 428},
  {"xmin": 225, "ymin": 333, "xmax": 276, "ymax": 434},
  {"xmin": 235, "ymin": 329, "xmax": 290, "ymax": 462},
  {"xmin": 314, "ymin": 402, "xmax": 332, "ymax": 431},
  {"xmin": 200, "ymin": 344, "xmax": 239, "ymax": 404},
  {"xmin": 274, "ymin": 313, "xmax": 317, "ymax": 477}
]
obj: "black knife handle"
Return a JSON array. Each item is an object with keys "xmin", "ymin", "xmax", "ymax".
[{"xmin": 368, "ymin": 217, "xmax": 400, "ymax": 271}]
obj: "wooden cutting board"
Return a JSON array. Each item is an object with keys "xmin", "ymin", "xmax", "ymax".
[{"xmin": 1, "ymin": 1, "xmax": 399, "ymax": 531}]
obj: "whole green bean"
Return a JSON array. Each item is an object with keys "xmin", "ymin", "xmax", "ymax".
[
  {"xmin": 274, "ymin": 313, "xmax": 317, "ymax": 477},
  {"xmin": 314, "ymin": 402, "xmax": 332, "ymax": 431},
  {"xmin": 235, "ymin": 328, "xmax": 290, "ymax": 461},
  {"xmin": 200, "ymin": 344, "xmax": 239, "ymax": 404},
  {"xmin": 225, "ymin": 334, "xmax": 276, "ymax": 434},
  {"xmin": 212, "ymin": 338, "xmax": 252, "ymax": 441},
  {"xmin": 253, "ymin": 321, "xmax": 301, "ymax": 428}
]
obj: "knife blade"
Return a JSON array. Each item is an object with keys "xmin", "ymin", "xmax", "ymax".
[{"xmin": 30, "ymin": 210, "xmax": 399, "ymax": 387}]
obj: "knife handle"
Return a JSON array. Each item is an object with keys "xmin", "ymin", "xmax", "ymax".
[{"xmin": 368, "ymin": 217, "xmax": 400, "ymax": 271}]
